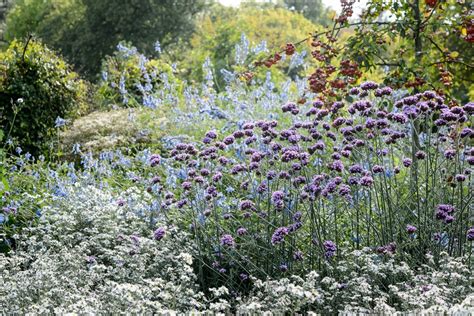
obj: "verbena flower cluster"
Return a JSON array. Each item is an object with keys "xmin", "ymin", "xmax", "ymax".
[
  {"xmin": 1, "ymin": 40, "xmax": 472, "ymax": 312},
  {"xmin": 164, "ymin": 85, "xmax": 473, "ymax": 287}
]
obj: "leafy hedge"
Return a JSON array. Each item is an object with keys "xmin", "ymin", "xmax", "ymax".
[{"xmin": 0, "ymin": 38, "xmax": 89, "ymax": 155}]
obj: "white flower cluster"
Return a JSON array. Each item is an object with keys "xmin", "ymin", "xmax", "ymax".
[
  {"xmin": 230, "ymin": 249, "xmax": 473, "ymax": 314},
  {"xmin": 0, "ymin": 184, "xmax": 205, "ymax": 314},
  {"xmin": 1, "ymin": 184, "xmax": 472, "ymax": 314}
]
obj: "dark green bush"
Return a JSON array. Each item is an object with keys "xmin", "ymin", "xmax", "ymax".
[{"xmin": 0, "ymin": 38, "xmax": 89, "ymax": 156}]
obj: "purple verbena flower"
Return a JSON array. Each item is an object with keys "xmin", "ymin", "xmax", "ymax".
[
  {"xmin": 271, "ymin": 227, "xmax": 289, "ymax": 245},
  {"xmin": 220, "ymin": 234, "xmax": 235, "ymax": 247},
  {"xmin": 154, "ymin": 227, "xmax": 166, "ymax": 241},
  {"xmin": 323, "ymin": 240, "xmax": 337, "ymax": 258},
  {"xmin": 406, "ymin": 225, "xmax": 417, "ymax": 234}
]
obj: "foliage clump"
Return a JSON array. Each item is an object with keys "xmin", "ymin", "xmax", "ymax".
[
  {"xmin": 0, "ymin": 39, "xmax": 88, "ymax": 155},
  {"xmin": 184, "ymin": 6, "xmax": 320, "ymax": 88},
  {"xmin": 96, "ymin": 42, "xmax": 182, "ymax": 109}
]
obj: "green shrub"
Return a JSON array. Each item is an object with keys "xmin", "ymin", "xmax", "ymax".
[
  {"xmin": 0, "ymin": 39, "xmax": 89, "ymax": 156},
  {"xmin": 96, "ymin": 42, "xmax": 183, "ymax": 109},
  {"xmin": 59, "ymin": 107, "xmax": 172, "ymax": 155},
  {"xmin": 181, "ymin": 5, "xmax": 321, "ymax": 89}
]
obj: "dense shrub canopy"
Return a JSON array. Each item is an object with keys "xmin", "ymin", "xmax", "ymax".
[
  {"xmin": 0, "ymin": 39, "xmax": 87, "ymax": 155},
  {"xmin": 5, "ymin": 0, "xmax": 209, "ymax": 79},
  {"xmin": 184, "ymin": 5, "xmax": 320, "ymax": 88}
]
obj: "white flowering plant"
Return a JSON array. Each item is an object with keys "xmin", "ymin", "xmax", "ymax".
[{"xmin": 0, "ymin": 184, "xmax": 206, "ymax": 314}]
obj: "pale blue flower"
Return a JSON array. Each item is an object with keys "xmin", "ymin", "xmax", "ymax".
[
  {"xmin": 55, "ymin": 117, "xmax": 68, "ymax": 128},
  {"xmin": 154, "ymin": 40, "xmax": 162, "ymax": 54}
]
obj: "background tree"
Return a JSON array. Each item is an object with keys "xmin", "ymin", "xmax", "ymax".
[
  {"xmin": 342, "ymin": 0, "xmax": 474, "ymax": 102},
  {"xmin": 183, "ymin": 4, "xmax": 320, "ymax": 89},
  {"xmin": 0, "ymin": 0, "xmax": 13, "ymax": 47},
  {"xmin": 0, "ymin": 38, "xmax": 88, "ymax": 156},
  {"xmin": 5, "ymin": 0, "xmax": 210, "ymax": 79},
  {"xmin": 282, "ymin": 0, "xmax": 332, "ymax": 26}
]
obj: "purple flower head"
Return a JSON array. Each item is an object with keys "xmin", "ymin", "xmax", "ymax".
[
  {"xmin": 212, "ymin": 172, "xmax": 223, "ymax": 182},
  {"xmin": 403, "ymin": 158, "xmax": 412, "ymax": 167},
  {"xmin": 218, "ymin": 156, "xmax": 229, "ymax": 165},
  {"xmin": 463, "ymin": 102, "xmax": 474, "ymax": 113},
  {"xmin": 151, "ymin": 176, "xmax": 161, "ymax": 184},
  {"xmin": 360, "ymin": 81, "xmax": 378, "ymax": 91},
  {"xmin": 348, "ymin": 176, "xmax": 359, "ymax": 185},
  {"xmin": 233, "ymin": 130, "xmax": 244, "ymax": 138},
  {"xmin": 293, "ymin": 250, "xmax": 303, "ymax": 261},
  {"xmin": 360, "ymin": 175, "xmax": 374, "ymax": 187},
  {"xmin": 207, "ymin": 185, "xmax": 218, "ymax": 197},
  {"xmin": 415, "ymin": 150, "xmax": 426, "ymax": 160},
  {"xmin": 292, "ymin": 211, "xmax": 302, "ymax": 222},
  {"xmin": 257, "ymin": 182, "xmax": 267, "ymax": 194},
  {"xmin": 200, "ymin": 168, "xmax": 210, "ymax": 176},
  {"xmin": 330, "ymin": 160, "xmax": 344, "ymax": 172},
  {"xmin": 434, "ymin": 119, "xmax": 447, "ymax": 126},
  {"xmin": 444, "ymin": 215, "xmax": 455, "ymax": 224},
  {"xmin": 338, "ymin": 184, "xmax": 351, "ymax": 197},
  {"xmin": 251, "ymin": 152, "xmax": 263, "ymax": 162},
  {"xmin": 349, "ymin": 87, "xmax": 360, "ymax": 95},
  {"xmin": 438, "ymin": 204, "xmax": 455, "ymax": 214},
  {"xmin": 323, "ymin": 240, "xmax": 337, "ymax": 258},
  {"xmin": 272, "ymin": 190, "xmax": 285, "ymax": 203},
  {"xmin": 382, "ymin": 86, "xmax": 393, "ymax": 95},
  {"xmin": 266, "ymin": 170, "xmax": 277, "ymax": 180},
  {"xmin": 279, "ymin": 264, "xmax": 288, "ymax": 272},
  {"xmin": 467, "ymin": 227, "xmax": 474, "ymax": 241},
  {"xmin": 240, "ymin": 200, "xmax": 255, "ymax": 211},
  {"xmin": 220, "ymin": 234, "xmax": 235, "ymax": 247},
  {"xmin": 436, "ymin": 209, "xmax": 447, "ymax": 220},
  {"xmin": 150, "ymin": 154, "xmax": 161, "ymax": 167},
  {"xmin": 237, "ymin": 227, "xmax": 248, "ymax": 236},
  {"xmin": 282, "ymin": 102, "xmax": 297, "ymax": 113},
  {"xmin": 177, "ymin": 199, "xmax": 188, "ymax": 208},
  {"xmin": 223, "ymin": 135, "xmax": 235, "ymax": 145},
  {"xmin": 202, "ymin": 136, "xmax": 213, "ymax": 144},
  {"xmin": 154, "ymin": 227, "xmax": 166, "ymax": 241},
  {"xmin": 444, "ymin": 149, "xmax": 456, "ymax": 160},
  {"xmin": 206, "ymin": 130, "xmax": 217, "ymax": 139},
  {"xmin": 372, "ymin": 165, "xmax": 384, "ymax": 174},
  {"xmin": 271, "ymin": 227, "xmax": 289, "ymax": 245},
  {"xmin": 117, "ymin": 198, "xmax": 125, "ymax": 207},
  {"xmin": 240, "ymin": 273, "xmax": 249, "ymax": 281},
  {"xmin": 349, "ymin": 164, "xmax": 363, "ymax": 174},
  {"xmin": 460, "ymin": 128, "xmax": 472, "ymax": 138},
  {"xmin": 391, "ymin": 113, "xmax": 408, "ymax": 124},
  {"xmin": 406, "ymin": 225, "xmax": 417, "ymax": 234},
  {"xmin": 436, "ymin": 204, "xmax": 455, "ymax": 222},
  {"xmin": 377, "ymin": 242, "xmax": 396, "ymax": 255},
  {"xmin": 403, "ymin": 96, "xmax": 419, "ymax": 105},
  {"xmin": 231, "ymin": 164, "xmax": 246, "ymax": 174},
  {"xmin": 249, "ymin": 162, "xmax": 260, "ymax": 171},
  {"xmin": 243, "ymin": 122, "xmax": 254, "ymax": 130},
  {"xmin": 182, "ymin": 181, "xmax": 192, "ymax": 190}
]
